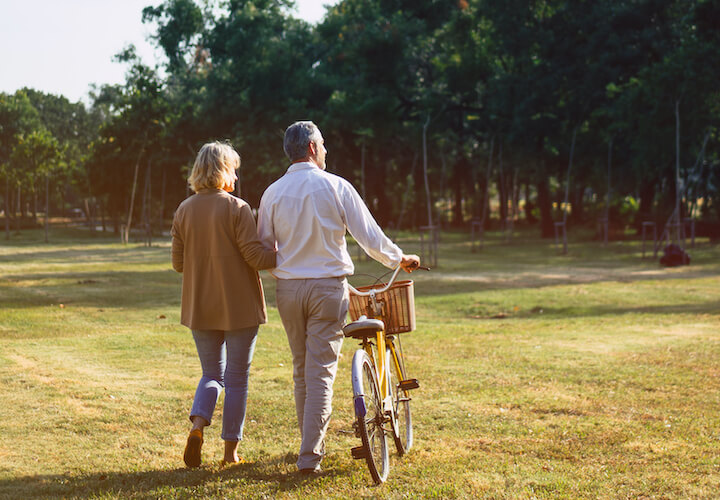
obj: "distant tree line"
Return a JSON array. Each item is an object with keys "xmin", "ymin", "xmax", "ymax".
[{"xmin": 2, "ymin": 0, "xmax": 719, "ymax": 240}]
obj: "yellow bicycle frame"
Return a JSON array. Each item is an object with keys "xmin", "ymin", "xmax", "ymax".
[{"xmin": 364, "ymin": 327, "xmax": 404, "ymax": 416}]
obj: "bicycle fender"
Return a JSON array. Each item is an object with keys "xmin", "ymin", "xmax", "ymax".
[
  {"xmin": 351, "ymin": 349, "xmax": 368, "ymax": 400},
  {"xmin": 354, "ymin": 395, "xmax": 367, "ymax": 418},
  {"xmin": 351, "ymin": 350, "xmax": 369, "ymax": 417}
]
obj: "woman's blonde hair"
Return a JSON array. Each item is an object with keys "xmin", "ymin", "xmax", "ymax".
[{"xmin": 188, "ymin": 141, "xmax": 240, "ymax": 192}]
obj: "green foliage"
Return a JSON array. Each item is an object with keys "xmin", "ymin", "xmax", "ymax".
[
  {"xmin": 6, "ymin": 0, "xmax": 720, "ymax": 235},
  {"xmin": 142, "ymin": 0, "xmax": 204, "ymax": 71}
]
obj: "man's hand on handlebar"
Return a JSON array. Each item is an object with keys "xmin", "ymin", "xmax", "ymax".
[{"xmin": 400, "ymin": 254, "xmax": 421, "ymax": 272}]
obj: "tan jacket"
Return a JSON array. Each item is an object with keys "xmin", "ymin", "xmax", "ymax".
[{"xmin": 171, "ymin": 189, "xmax": 276, "ymax": 330}]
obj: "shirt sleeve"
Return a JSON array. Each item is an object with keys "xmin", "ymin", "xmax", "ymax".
[
  {"xmin": 235, "ymin": 202, "xmax": 277, "ymax": 270},
  {"xmin": 256, "ymin": 191, "xmax": 276, "ymax": 251},
  {"xmin": 339, "ymin": 179, "xmax": 403, "ymax": 269},
  {"xmin": 170, "ymin": 210, "xmax": 184, "ymax": 273}
]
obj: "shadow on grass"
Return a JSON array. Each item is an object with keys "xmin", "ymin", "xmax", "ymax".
[
  {"xmin": 412, "ymin": 267, "xmax": 720, "ymax": 297},
  {"xmin": 465, "ymin": 299, "xmax": 720, "ymax": 320},
  {"xmin": 0, "ymin": 245, "xmax": 167, "ymax": 265},
  {"xmin": 0, "ymin": 455, "xmax": 349, "ymax": 498},
  {"xmin": 3, "ymin": 266, "xmax": 719, "ymax": 314},
  {"xmin": 0, "ymin": 270, "xmax": 180, "ymax": 310}
]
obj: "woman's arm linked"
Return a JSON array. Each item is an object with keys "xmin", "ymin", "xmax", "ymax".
[{"xmin": 235, "ymin": 203, "xmax": 276, "ymax": 270}]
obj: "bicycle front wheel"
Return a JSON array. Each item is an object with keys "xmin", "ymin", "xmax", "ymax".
[
  {"xmin": 351, "ymin": 349, "xmax": 389, "ymax": 484},
  {"xmin": 388, "ymin": 344, "xmax": 413, "ymax": 454}
]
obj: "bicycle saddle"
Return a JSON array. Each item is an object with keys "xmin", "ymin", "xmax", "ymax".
[{"xmin": 342, "ymin": 316, "xmax": 384, "ymax": 339}]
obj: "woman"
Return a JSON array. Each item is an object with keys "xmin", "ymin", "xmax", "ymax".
[{"xmin": 171, "ymin": 141, "xmax": 276, "ymax": 467}]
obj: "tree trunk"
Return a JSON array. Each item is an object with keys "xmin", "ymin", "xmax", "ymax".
[
  {"xmin": 636, "ymin": 179, "xmax": 656, "ymax": 233},
  {"xmin": 452, "ymin": 172, "xmax": 463, "ymax": 227},
  {"xmin": 570, "ymin": 184, "xmax": 586, "ymax": 225},
  {"xmin": 33, "ymin": 184, "xmax": 38, "ymax": 222},
  {"xmin": 537, "ymin": 176, "xmax": 554, "ymax": 238},
  {"xmin": 60, "ymin": 185, "xmax": 66, "ymax": 224},
  {"xmin": 360, "ymin": 142, "xmax": 366, "ymax": 201},
  {"xmin": 101, "ymin": 199, "xmax": 107, "ymax": 232},
  {"xmin": 562, "ymin": 127, "xmax": 578, "ymax": 225},
  {"xmin": 141, "ymin": 162, "xmax": 149, "ymax": 230},
  {"xmin": 15, "ymin": 185, "xmax": 22, "ymax": 232},
  {"xmin": 480, "ymin": 137, "xmax": 494, "ymax": 229},
  {"xmin": 44, "ymin": 175, "xmax": 49, "ymax": 243},
  {"xmin": 160, "ymin": 166, "xmax": 167, "ymax": 232},
  {"xmin": 512, "ymin": 172, "xmax": 520, "ymax": 222},
  {"xmin": 422, "ymin": 116, "xmax": 433, "ymax": 227},
  {"xmin": 440, "ymin": 147, "xmax": 448, "ymax": 229},
  {"xmin": 534, "ymin": 135, "xmax": 553, "ymax": 238},
  {"xmin": 124, "ymin": 138, "xmax": 147, "ymax": 244},
  {"xmin": 524, "ymin": 183, "xmax": 536, "ymax": 223},
  {"xmin": 84, "ymin": 198, "xmax": 93, "ymax": 231},
  {"xmin": 497, "ymin": 139, "xmax": 507, "ymax": 229},
  {"xmin": 396, "ymin": 152, "xmax": 418, "ymax": 231},
  {"xmin": 606, "ymin": 139, "xmax": 613, "ymax": 221},
  {"xmin": 4, "ymin": 181, "xmax": 10, "ymax": 240},
  {"xmin": 142, "ymin": 160, "xmax": 152, "ymax": 246},
  {"xmin": 675, "ymin": 99, "xmax": 681, "ymax": 242}
]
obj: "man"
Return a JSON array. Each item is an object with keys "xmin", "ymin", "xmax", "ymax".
[{"xmin": 257, "ymin": 121, "xmax": 419, "ymax": 474}]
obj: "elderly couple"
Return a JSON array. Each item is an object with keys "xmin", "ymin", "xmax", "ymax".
[{"xmin": 171, "ymin": 121, "xmax": 420, "ymax": 474}]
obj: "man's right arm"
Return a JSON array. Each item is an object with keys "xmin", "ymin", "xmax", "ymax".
[{"xmin": 340, "ymin": 180, "xmax": 405, "ymax": 269}]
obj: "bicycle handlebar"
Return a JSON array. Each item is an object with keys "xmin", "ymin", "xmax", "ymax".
[
  {"xmin": 347, "ymin": 264, "xmax": 430, "ymax": 296},
  {"xmin": 347, "ymin": 266, "xmax": 403, "ymax": 296}
]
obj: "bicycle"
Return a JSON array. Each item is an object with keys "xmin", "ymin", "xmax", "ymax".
[{"xmin": 342, "ymin": 265, "xmax": 426, "ymax": 484}]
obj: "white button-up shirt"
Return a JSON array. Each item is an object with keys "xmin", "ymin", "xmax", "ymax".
[{"xmin": 257, "ymin": 162, "xmax": 403, "ymax": 279}]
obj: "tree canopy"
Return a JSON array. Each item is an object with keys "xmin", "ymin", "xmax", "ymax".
[{"xmin": 2, "ymin": 0, "xmax": 719, "ymax": 239}]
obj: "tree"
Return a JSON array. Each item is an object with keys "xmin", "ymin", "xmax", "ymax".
[
  {"xmin": 10, "ymin": 129, "xmax": 63, "ymax": 241},
  {"xmin": 0, "ymin": 91, "xmax": 41, "ymax": 237},
  {"xmin": 87, "ymin": 47, "xmax": 169, "ymax": 240}
]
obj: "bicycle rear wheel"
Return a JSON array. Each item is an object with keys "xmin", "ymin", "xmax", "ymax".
[
  {"xmin": 351, "ymin": 349, "xmax": 389, "ymax": 484},
  {"xmin": 388, "ymin": 343, "xmax": 413, "ymax": 454}
]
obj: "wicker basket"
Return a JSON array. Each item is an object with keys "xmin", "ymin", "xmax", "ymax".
[{"xmin": 348, "ymin": 280, "xmax": 416, "ymax": 334}]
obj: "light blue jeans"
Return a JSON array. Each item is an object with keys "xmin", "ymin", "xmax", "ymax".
[{"xmin": 190, "ymin": 326, "xmax": 258, "ymax": 441}]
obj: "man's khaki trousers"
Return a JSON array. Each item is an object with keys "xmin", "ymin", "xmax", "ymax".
[{"xmin": 276, "ymin": 277, "xmax": 349, "ymax": 471}]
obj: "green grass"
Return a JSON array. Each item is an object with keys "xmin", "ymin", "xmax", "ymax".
[{"xmin": 1, "ymin": 227, "xmax": 718, "ymax": 499}]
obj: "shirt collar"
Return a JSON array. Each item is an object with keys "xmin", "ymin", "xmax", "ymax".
[{"xmin": 286, "ymin": 161, "xmax": 319, "ymax": 174}]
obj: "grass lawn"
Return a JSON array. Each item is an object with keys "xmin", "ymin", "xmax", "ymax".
[{"xmin": 0, "ymin": 227, "xmax": 718, "ymax": 499}]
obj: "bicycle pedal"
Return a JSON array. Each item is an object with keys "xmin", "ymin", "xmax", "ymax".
[
  {"xmin": 399, "ymin": 378, "xmax": 420, "ymax": 391},
  {"xmin": 351, "ymin": 446, "xmax": 368, "ymax": 460}
]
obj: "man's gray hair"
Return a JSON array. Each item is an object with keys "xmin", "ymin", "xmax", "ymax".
[{"xmin": 284, "ymin": 121, "xmax": 322, "ymax": 162}]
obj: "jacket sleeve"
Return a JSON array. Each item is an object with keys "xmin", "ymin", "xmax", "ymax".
[
  {"xmin": 256, "ymin": 191, "xmax": 276, "ymax": 251},
  {"xmin": 235, "ymin": 203, "xmax": 277, "ymax": 270},
  {"xmin": 170, "ymin": 211, "xmax": 184, "ymax": 273}
]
